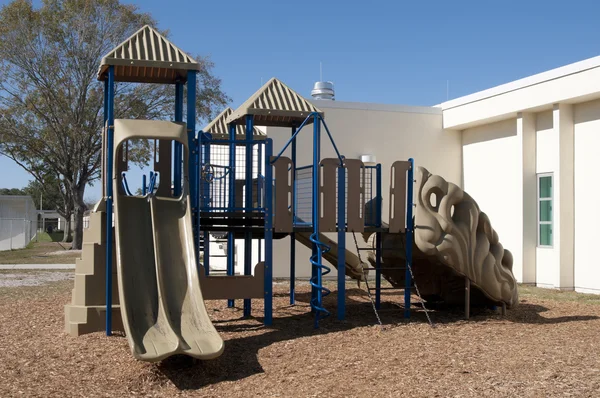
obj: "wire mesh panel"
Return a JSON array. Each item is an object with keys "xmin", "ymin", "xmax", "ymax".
[
  {"xmin": 199, "ymin": 139, "xmax": 264, "ymax": 212},
  {"xmin": 364, "ymin": 165, "xmax": 379, "ymax": 227},
  {"xmin": 294, "ymin": 165, "xmax": 313, "ymax": 226},
  {"xmin": 293, "ymin": 162, "xmax": 380, "ymax": 230}
]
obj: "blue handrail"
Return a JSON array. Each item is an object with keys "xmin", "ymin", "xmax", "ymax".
[
  {"xmin": 148, "ymin": 171, "xmax": 158, "ymax": 195},
  {"xmin": 121, "ymin": 172, "xmax": 133, "ymax": 196},
  {"xmin": 318, "ymin": 115, "xmax": 343, "ymax": 163},
  {"xmin": 271, "ymin": 112, "xmax": 344, "ymax": 166},
  {"xmin": 271, "ymin": 113, "xmax": 315, "ymax": 162}
]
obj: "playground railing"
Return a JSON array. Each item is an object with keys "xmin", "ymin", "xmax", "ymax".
[{"xmin": 198, "ymin": 137, "xmax": 266, "ymax": 213}]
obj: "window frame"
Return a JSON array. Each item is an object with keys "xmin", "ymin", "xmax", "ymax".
[{"xmin": 537, "ymin": 172, "xmax": 554, "ymax": 248}]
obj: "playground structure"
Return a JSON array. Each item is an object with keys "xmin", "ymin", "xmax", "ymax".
[{"xmin": 64, "ymin": 26, "xmax": 518, "ymax": 362}]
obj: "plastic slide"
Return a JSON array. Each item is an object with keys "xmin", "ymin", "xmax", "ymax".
[
  {"xmin": 113, "ymin": 119, "xmax": 224, "ymax": 362},
  {"xmin": 114, "ymin": 194, "xmax": 224, "ymax": 362}
]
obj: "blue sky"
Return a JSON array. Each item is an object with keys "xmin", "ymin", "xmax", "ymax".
[{"xmin": 2, "ymin": 0, "xmax": 600, "ymax": 200}]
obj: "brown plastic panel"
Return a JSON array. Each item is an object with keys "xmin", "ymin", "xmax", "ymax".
[
  {"xmin": 389, "ymin": 160, "xmax": 411, "ymax": 233},
  {"xmin": 346, "ymin": 159, "xmax": 365, "ymax": 233},
  {"xmin": 154, "ymin": 139, "xmax": 172, "ymax": 197},
  {"xmin": 199, "ymin": 262, "xmax": 265, "ymax": 300},
  {"xmin": 272, "ymin": 156, "xmax": 294, "ymax": 232},
  {"xmin": 319, "ymin": 159, "xmax": 338, "ymax": 232},
  {"xmin": 116, "ymin": 141, "xmax": 128, "ymax": 195}
]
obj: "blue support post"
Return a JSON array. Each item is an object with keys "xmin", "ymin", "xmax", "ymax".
[
  {"xmin": 257, "ymin": 142, "xmax": 262, "ymax": 263},
  {"xmin": 311, "ymin": 114, "xmax": 324, "ymax": 328},
  {"xmin": 264, "ymin": 139, "xmax": 274, "ymax": 325},
  {"xmin": 290, "ymin": 126, "xmax": 297, "ymax": 305},
  {"xmin": 375, "ymin": 164, "xmax": 383, "ymax": 310},
  {"xmin": 173, "ymin": 81, "xmax": 184, "ymax": 197},
  {"xmin": 243, "ymin": 115, "xmax": 254, "ymax": 318},
  {"xmin": 337, "ymin": 164, "xmax": 346, "ymax": 320},
  {"xmin": 104, "ymin": 66, "xmax": 115, "ymax": 336},
  {"xmin": 186, "ymin": 71, "xmax": 198, "ymax": 262},
  {"xmin": 201, "ymin": 132, "xmax": 211, "ymax": 275},
  {"xmin": 405, "ymin": 158, "xmax": 415, "ymax": 318},
  {"xmin": 142, "ymin": 175, "xmax": 147, "ymax": 195},
  {"xmin": 227, "ymin": 123, "xmax": 236, "ymax": 308}
]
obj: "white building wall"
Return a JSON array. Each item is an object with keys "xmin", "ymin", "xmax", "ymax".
[
  {"xmin": 573, "ymin": 98, "xmax": 600, "ymax": 293},
  {"xmin": 462, "ymin": 119, "xmax": 525, "ymax": 281},
  {"xmin": 265, "ymin": 101, "xmax": 462, "ymax": 278},
  {"xmin": 535, "ymin": 110, "xmax": 559, "ymax": 287}
]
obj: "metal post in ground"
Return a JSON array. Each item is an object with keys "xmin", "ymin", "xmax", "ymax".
[
  {"xmin": 290, "ymin": 126, "xmax": 297, "ymax": 305},
  {"xmin": 104, "ymin": 65, "xmax": 115, "ymax": 336},
  {"xmin": 465, "ymin": 277, "xmax": 471, "ymax": 320}
]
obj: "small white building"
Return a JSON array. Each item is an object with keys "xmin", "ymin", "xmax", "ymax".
[{"xmin": 0, "ymin": 195, "xmax": 38, "ymax": 251}]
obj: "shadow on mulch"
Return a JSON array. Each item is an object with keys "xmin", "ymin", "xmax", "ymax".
[{"xmin": 154, "ymin": 287, "xmax": 599, "ymax": 390}]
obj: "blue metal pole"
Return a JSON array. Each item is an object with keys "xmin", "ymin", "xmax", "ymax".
[
  {"xmin": 186, "ymin": 71, "xmax": 198, "ymax": 262},
  {"xmin": 264, "ymin": 138, "xmax": 274, "ymax": 325},
  {"xmin": 290, "ymin": 126, "xmax": 297, "ymax": 305},
  {"xmin": 312, "ymin": 114, "xmax": 322, "ymax": 327},
  {"xmin": 243, "ymin": 115, "xmax": 254, "ymax": 318},
  {"xmin": 405, "ymin": 158, "xmax": 415, "ymax": 318},
  {"xmin": 257, "ymin": 141, "xmax": 262, "ymax": 263},
  {"xmin": 376, "ymin": 164, "xmax": 383, "ymax": 310},
  {"xmin": 105, "ymin": 65, "xmax": 115, "ymax": 336},
  {"xmin": 201, "ymin": 132, "xmax": 211, "ymax": 275},
  {"xmin": 142, "ymin": 174, "xmax": 147, "ymax": 196},
  {"xmin": 174, "ymin": 81, "xmax": 184, "ymax": 197},
  {"xmin": 227, "ymin": 123, "xmax": 236, "ymax": 308},
  {"xmin": 337, "ymin": 164, "xmax": 346, "ymax": 320}
]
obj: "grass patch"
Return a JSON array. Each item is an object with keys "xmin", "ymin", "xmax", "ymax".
[
  {"xmin": 36, "ymin": 231, "xmax": 65, "ymax": 243},
  {"xmin": 519, "ymin": 284, "xmax": 600, "ymax": 305},
  {"xmin": 0, "ymin": 240, "xmax": 78, "ymax": 264}
]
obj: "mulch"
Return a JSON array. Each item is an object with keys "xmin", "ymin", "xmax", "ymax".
[{"xmin": 0, "ymin": 276, "xmax": 599, "ymax": 397}]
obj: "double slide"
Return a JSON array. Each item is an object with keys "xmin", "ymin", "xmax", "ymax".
[{"xmin": 113, "ymin": 119, "xmax": 223, "ymax": 362}]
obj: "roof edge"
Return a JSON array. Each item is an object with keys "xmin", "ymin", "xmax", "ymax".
[{"xmin": 439, "ymin": 55, "xmax": 600, "ymax": 110}]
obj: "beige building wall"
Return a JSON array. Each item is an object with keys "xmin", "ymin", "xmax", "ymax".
[
  {"xmin": 265, "ymin": 100, "xmax": 462, "ymax": 278},
  {"xmin": 461, "ymin": 119, "xmax": 528, "ymax": 282},
  {"xmin": 573, "ymin": 98, "xmax": 600, "ymax": 293}
]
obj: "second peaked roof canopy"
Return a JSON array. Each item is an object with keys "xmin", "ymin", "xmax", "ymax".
[
  {"xmin": 227, "ymin": 78, "xmax": 322, "ymax": 128},
  {"xmin": 203, "ymin": 107, "xmax": 265, "ymax": 138},
  {"xmin": 97, "ymin": 25, "xmax": 200, "ymax": 84}
]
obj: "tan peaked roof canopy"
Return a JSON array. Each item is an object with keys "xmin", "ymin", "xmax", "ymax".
[
  {"xmin": 203, "ymin": 108, "xmax": 266, "ymax": 139},
  {"xmin": 226, "ymin": 78, "xmax": 322, "ymax": 127},
  {"xmin": 97, "ymin": 25, "xmax": 200, "ymax": 84}
]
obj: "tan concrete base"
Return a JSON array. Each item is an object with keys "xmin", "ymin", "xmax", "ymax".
[
  {"xmin": 64, "ymin": 305, "xmax": 124, "ymax": 336},
  {"xmin": 64, "ymin": 209, "xmax": 123, "ymax": 336}
]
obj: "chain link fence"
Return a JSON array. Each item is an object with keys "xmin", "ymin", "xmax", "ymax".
[{"xmin": 0, "ymin": 196, "xmax": 38, "ymax": 251}]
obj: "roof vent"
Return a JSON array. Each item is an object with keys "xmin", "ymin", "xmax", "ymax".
[{"xmin": 311, "ymin": 81, "xmax": 335, "ymax": 100}]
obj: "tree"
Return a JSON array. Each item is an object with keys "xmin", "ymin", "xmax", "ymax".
[
  {"xmin": 0, "ymin": 188, "xmax": 26, "ymax": 195},
  {"xmin": 23, "ymin": 173, "xmax": 75, "ymax": 241},
  {"xmin": 0, "ymin": 0, "xmax": 229, "ymax": 249}
]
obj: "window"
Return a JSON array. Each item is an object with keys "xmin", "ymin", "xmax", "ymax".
[{"xmin": 537, "ymin": 173, "xmax": 553, "ymax": 247}]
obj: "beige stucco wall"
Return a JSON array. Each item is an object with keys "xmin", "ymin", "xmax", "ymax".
[
  {"xmin": 264, "ymin": 101, "xmax": 462, "ymax": 278},
  {"xmin": 462, "ymin": 118, "xmax": 525, "ymax": 281}
]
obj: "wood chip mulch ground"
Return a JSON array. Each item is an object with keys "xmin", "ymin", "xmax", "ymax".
[{"xmin": 1, "ymin": 274, "xmax": 599, "ymax": 397}]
